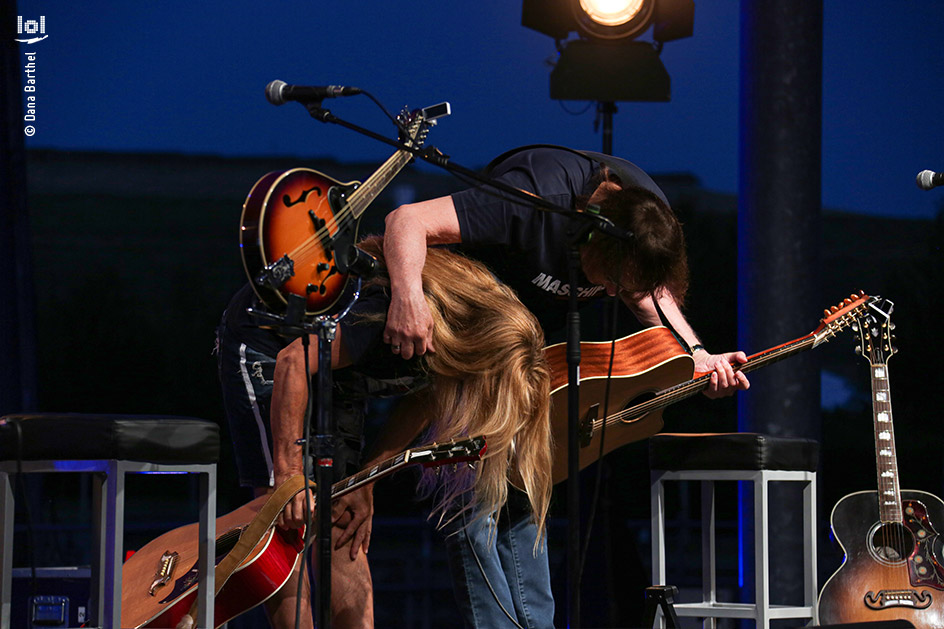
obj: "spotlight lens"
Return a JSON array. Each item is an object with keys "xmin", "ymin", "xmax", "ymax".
[{"xmin": 578, "ymin": 0, "xmax": 645, "ymax": 27}]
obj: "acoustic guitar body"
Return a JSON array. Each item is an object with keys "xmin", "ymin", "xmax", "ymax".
[
  {"xmin": 818, "ymin": 489, "xmax": 944, "ymax": 628},
  {"xmin": 545, "ymin": 326, "xmax": 693, "ymax": 484},
  {"xmin": 121, "ymin": 495, "xmax": 304, "ymax": 628}
]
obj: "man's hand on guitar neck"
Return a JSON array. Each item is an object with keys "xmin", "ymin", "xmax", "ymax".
[
  {"xmin": 333, "ymin": 486, "xmax": 374, "ymax": 560},
  {"xmin": 694, "ymin": 349, "xmax": 750, "ymax": 398}
]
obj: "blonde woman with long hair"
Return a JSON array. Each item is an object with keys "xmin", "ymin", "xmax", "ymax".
[{"xmin": 243, "ymin": 236, "xmax": 553, "ymax": 628}]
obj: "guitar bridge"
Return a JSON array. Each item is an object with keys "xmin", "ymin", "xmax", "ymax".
[
  {"xmin": 148, "ymin": 550, "xmax": 179, "ymax": 596},
  {"xmin": 579, "ymin": 404, "xmax": 598, "ymax": 448},
  {"xmin": 255, "ymin": 254, "xmax": 295, "ymax": 289},
  {"xmin": 864, "ymin": 589, "xmax": 932, "ymax": 609}
]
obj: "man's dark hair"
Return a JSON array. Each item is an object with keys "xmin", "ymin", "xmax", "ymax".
[{"xmin": 580, "ymin": 185, "xmax": 689, "ymax": 303}]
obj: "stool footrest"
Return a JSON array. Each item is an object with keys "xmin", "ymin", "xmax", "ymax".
[{"xmin": 675, "ymin": 602, "xmax": 815, "ymax": 619}]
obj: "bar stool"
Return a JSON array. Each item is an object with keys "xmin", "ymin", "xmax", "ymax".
[
  {"xmin": 650, "ymin": 432, "xmax": 818, "ymax": 628},
  {"xmin": 0, "ymin": 413, "xmax": 219, "ymax": 629}
]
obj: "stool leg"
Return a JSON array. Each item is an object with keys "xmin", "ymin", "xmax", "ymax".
[
  {"xmin": 650, "ymin": 472, "xmax": 667, "ymax": 628},
  {"xmin": 804, "ymin": 475, "xmax": 817, "ymax": 623},
  {"xmin": 90, "ymin": 471, "xmax": 107, "ymax": 628},
  {"xmin": 754, "ymin": 472, "xmax": 769, "ymax": 629},
  {"xmin": 103, "ymin": 461, "xmax": 126, "ymax": 629},
  {"xmin": 196, "ymin": 466, "xmax": 217, "ymax": 629},
  {"xmin": 1, "ymin": 472, "xmax": 12, "ymax": 629},
  {"xmin": 700, "ymin": 481, "xmax": 717, "ymax": 629}
]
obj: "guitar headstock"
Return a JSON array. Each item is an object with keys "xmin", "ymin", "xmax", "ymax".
[
  {"xmin": 852, "ymin": 297, "xmax": 897, "ymax": 365},
  {"xmin": 409, "ymin": 436, "xmax": 488, "ymax": 468},
  {"xmin": 397, "ymin": 102, "xmax": 450, "ymax": 151},
  {"xmin": 811, "ymin": 291, "xmax": 876, "ymax": 347}
]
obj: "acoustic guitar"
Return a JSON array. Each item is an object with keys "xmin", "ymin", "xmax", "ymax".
[
  {"xmin": 120, "ymin": 436, "xmax": 486, "ymax": 628},
  {"xmin": 239, "ymin": 103, "xmax": 448, "ymax": 315},
  {"xmin": 818, "ymin": 299, "xmax": 944, "ymax": 627},
  {"xmin": 545, "ymin": 292, "xmax": 873, "ymax": 484}
]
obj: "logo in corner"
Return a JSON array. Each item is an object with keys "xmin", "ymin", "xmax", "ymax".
[{"xmin": 15, "ymin": 16, "xmax": 48, "ymax": 44}]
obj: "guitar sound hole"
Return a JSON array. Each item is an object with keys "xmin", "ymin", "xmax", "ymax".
[
  {"xmin": 215, "ymin": 527, "xmax": 244, "ymax": 561},
  {"xmin": 622, "ymin": 391, "xmax": 657, "ymax": 422},
  {"xmin": 869, "ymin": 522, "xmax": 915, "ymax": 565}
]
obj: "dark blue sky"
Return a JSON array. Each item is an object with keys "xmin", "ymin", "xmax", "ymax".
[{"xmin": 15, "ymin": 0, "xmax": 944, "ymax": 218}]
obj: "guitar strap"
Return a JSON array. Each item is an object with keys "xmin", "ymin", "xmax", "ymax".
[
  {"xmin": 652, "ymin": 294, "xmax": 693, "ymax": 354},
  {"xmin": 176, "ymin": 474, "xmax": 315, "ymax": 629}
]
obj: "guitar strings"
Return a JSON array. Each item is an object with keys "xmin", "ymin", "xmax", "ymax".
[
  {"xmin": 284, "ymin": 155, "xmax": 410, "ymax": 266},
  {"xmin": 260, "ymin": 154, "xmax": 405, "ymax": 275},
  {"xmin": 589, "ymin": 336, "xmax": 818, "ymax": 433},
  {"xmin": 585, "ymin": 304, "xmax": 868, "ymax": 434}
]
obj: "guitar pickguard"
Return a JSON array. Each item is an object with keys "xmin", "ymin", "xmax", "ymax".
[{"xmin": 904, "ymin": 499, "xmax": 944, "ymax": 590}]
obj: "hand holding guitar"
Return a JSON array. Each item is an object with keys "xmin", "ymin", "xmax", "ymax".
[{"xmin": 693, "ymin": 349, "xmax": 750, "ymax": 398}]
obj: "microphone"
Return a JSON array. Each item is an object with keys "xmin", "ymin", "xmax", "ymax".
[
  {"xmin": 916, "ymin": 170, "xmax": 944, "ymax": 191},
  {"xmin": 265, "ymin": 80, "xmax": 362, "ymax": 106}
]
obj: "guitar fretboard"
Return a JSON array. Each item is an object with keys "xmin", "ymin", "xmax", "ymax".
[
  {"xmin": 871, "ymin": 361, "xmax": 902, "ymax": 523},
  {"xmin": 596, "ymin": 298, "xmax": 869, "ymax": 433},
  {"xmin": 331, "ymin": 448, "xmax": 414, "ymax": 499},
  {"xmin": 346, "ymin": 149, "xmax": 415, "ymax": 219}
]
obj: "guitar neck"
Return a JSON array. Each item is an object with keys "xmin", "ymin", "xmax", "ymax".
[
  {"xmin": 871, "ymin": 361, "xmax": 902, "ymax": 522},
  {"xmin": 330, "ymin": 446, "xmax": 416, "ymax": 499},
  {"xmin": 345, "ymin": 150, "xmax": 414, "ymax": 219},
  {"xmin": 630, "ymin": 333, "xmax": 817, "ymax": 419}
]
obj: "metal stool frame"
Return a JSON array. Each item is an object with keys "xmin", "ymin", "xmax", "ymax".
[
  {"xmin": 1, "ymin": 459, "xmax": 216, "ymax": 629},
  {"xmin": 651, "ymin": 468, "xmax": 817, "ymax": 628}
]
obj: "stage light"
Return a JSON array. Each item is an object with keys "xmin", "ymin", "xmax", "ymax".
[
  {"xmin": 522, "ymin": 0, "xmax": 693, "ymax": 44},
  {"xmin": 574, "ymin": 0, "xmax": 654, "ymax": 40}
]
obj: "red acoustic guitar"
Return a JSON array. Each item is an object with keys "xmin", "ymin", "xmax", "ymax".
[
  {"xmin": 239, "ymin": 103, "xmax": 448, "ymax": 315},
  {"xmin": 545, "ymin": 292, "xmax": 873, "ymax": 483},
  {"xmin": 120, "ymin": 437, "xmax": 486, "ymax": 628},
  {"xmin": 818, "ymin": 299, "xmax": 944, "ymax": 626}
]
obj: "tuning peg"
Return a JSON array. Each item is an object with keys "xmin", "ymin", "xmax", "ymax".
[
  {"xmin": 854, "ymin": 346, "xmax": 862, "ymax": 354},
  {"xmin": 851, "ymin": 323, "xmax": 859, "ymax": 332},
  {"xmin": 889, "ymin": 322, "xmax": 896, "ymax": 330},
  {"xmin": 843, "ymin": 298, "xmax": 852, "ymax": 305},
  {"xmin": 824, "ymin": 309, "xmax": 830, "ymax": 317}
]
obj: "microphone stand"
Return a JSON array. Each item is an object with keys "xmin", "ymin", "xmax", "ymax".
[
  {"xmin": 249, "ymin": 242, "xmax": 376, "ymax": 629},
  {"xmin": 305, "ymin": 102, "xmax": 633, "ymax": 629}
]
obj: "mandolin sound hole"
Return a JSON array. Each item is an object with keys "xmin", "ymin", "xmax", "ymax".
[{"xmin": 868, "ymin": 522, "xmax": 915, "ymax": 565}]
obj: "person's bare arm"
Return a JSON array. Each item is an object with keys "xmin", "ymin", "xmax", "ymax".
[
  {"xmin": 382, "ymin": 197, "xmax": 461, "ymax": 359},
  {"xmin": 626, "ymin": 290, "xmax": 750, "ymax": 398}
]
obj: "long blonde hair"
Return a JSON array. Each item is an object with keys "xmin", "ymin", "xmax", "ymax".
[{"xmin": 358, "ymin": 237, "xmax": 552, "ymax": 546}]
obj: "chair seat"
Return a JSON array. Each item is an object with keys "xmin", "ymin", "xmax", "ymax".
[
  {"xmin": 1, "ymin": 412, "xmax": 218, "ymax": 628},
  {"xmin": 0, "ymin": 413, "xmax": 219, "ymax": 464},
  {"xmin": 649, "ymin": 432, "xmax": 818, "ymax": 472}
]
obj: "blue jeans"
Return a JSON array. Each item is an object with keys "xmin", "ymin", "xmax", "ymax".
[{"xmin": 442, "ymin": 497, "xmax": 555, "ymax": 629}]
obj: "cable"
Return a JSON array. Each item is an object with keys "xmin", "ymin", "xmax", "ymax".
[
  {"xmin": 578, "ymin": 294, "xmax": 620, "ymax": 582},
  {"xmin": 462, "ymin": 506, "xmax": 527, "ymax": 629},
  {"xmin": 359, "ymin": 89, "xmax": 411, "ymax": 138}
]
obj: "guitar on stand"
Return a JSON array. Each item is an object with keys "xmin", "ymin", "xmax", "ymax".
[
  {"xmin": 818, "ymin": 298, "xmax": 944, "ymax": 627},
  {"xmin": 239, "ymin": 102, "xmax": 449, "ymax": 315}
]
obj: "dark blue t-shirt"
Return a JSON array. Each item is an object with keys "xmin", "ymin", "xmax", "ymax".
[{"xmin": 451, "ymin": 146, "xmax": 668, "ymax": 334}]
